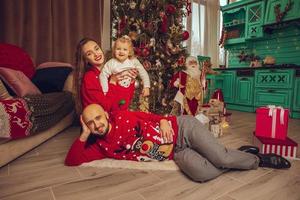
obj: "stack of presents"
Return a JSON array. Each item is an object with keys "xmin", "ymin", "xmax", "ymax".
[
  {"xmin": 254, "ymin": 106, "xmax": 298, "ymax": 160},
  {"xmin": 198, "ymin": 89, "xmax": 231, "ymax": 138}
]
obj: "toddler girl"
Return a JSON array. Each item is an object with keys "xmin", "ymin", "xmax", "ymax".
[{"xmin": 99, "ymin": 35, "xmax": 150, "ymax": 97}]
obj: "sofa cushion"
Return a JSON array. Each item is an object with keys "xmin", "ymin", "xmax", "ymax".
[
  {"xmin": 32, "ymin": 67, "xmax": 73, "ymax": 93},
  {"xmin": 0, "ymin": 67, "xmax": 41, "ymax": 97},
  {"xmin": 0, "ymin": 43, "xmax": 35, "ymax": 78},
  {"xmin": 37, "ymin": 61, "xmax": 73, "ymax": 69}
]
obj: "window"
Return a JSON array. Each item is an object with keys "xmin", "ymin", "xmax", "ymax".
[
  {"xmin": 184, "ymin": 0, "xmax": 206, "ymax": 57},
  {"xmin": 219, "ymin": 0, "xmax": 228, "ymax": 67},
  {"xmin": 184, "ymin": 0, "xmax": 228, "ymax": 67}
]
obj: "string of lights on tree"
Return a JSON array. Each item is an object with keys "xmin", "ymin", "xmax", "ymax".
[{"xmin": 111, "ymin": 0, "xmax": 191, "ymax": 114}]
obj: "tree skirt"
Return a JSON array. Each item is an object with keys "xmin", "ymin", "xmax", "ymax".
[{"xmin": 81, "ymin": 158, "xmax": 180, "ymax": 171}]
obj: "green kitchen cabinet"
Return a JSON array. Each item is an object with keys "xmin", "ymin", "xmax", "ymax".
[
  {"xmin": 292, "ymin": 70, "xmax": 300, "ymax": 117},
  {"xmin": 235, "ymin": 72, "xmax": 254, "ymax": 105},
  {"xmin": 254, "ymin": 69, "xmax": 294, "ymax": 109},
  {"xmin": 246, "ymin": 1, "xmax": 265, "ymax": 39},
  {"xmin": 264, "ymin": 0, "xmax": 300, "ymax": 25},
  {"xmin": 214, "ymin": 71, "xmax": 236, "ymax": 103}
]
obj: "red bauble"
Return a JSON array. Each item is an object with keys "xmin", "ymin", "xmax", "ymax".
[
  {"xmin": 166, "ymin": 4, "xmax": 176, "ymax": 14},
  {"xmin": 182, "ymin": 31, "xmax": 190, "ymax": 40},
  {"xmin": 142, "ymin": 48, "xmax": 150, "ymax": 57},
  {"xmin": 134, "ymin": 47, "xmax": 142, "ymax": 56}
]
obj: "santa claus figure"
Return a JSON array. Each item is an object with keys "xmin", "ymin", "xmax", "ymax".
[{"xmin": 170, "ymin": 56, "xmax": 205, "ymax": 116}]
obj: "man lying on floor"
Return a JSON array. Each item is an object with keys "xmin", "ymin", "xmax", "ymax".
[{"xmin": 65, "ymin": 104, "xmax": 291, "ymax": 182}]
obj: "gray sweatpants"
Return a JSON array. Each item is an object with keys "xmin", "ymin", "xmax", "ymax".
[{"xmin": 174, "ymin": 115, "xmax": 259, "ymax": 182}]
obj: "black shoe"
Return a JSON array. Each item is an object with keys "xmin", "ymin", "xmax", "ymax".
[
  {"xmin": 238, "ymin": 145, "xmax": 259, "ymax": 155},
  {"xmin": 258, "ymin": 153, "xmax": 291, "ymax": 169}
]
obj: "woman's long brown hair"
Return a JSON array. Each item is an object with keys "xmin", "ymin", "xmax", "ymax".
[{"xmin": 73, "ymin": 37, "xmax": 100, "ymax": 115}]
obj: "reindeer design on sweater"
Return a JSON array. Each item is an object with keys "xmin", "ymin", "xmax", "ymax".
[
  {"xmin": 114, "ymin": 121, "xmax": 173, "ymax": 161},
  {"xmin": 6, "ymin": 101, "xmax": 23, "ymax": 113}
]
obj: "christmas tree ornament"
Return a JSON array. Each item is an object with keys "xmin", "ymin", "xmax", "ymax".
[
  {"xmin": 182, "ymin": 31, "xmax": 190, "ymax": 40},
  {"xmin": 166, "ymin": 4, "xmax": 176, "ymax": 14},
  {"xmin": 130, "ymin": 1, "xmax": 137, "ymax": 9},
  {"xmin": 143, "ymin": 60, "xmax": 152, "ymax": 70},
  {"xmin": 170, "ymin": 24, "xmax": 180, "ymax": 35},
  {"xmin": 186, "ymin": 1, "xmax": 192, "ymax": 16},
  {"xmin": 129, "ymin": 31, "xmax": 138, "ymax": 41},
  {"xmin": 155, "ymin": 59, "xmax": 162, "ymax": 68}
]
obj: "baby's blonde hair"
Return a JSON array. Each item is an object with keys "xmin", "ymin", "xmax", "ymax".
[{"xmin": 112, "ymin": 35, "xmax": 135, "ymax": 59}]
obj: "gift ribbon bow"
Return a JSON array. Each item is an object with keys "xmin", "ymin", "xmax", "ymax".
[{"xmin": 267, "ymin": 105, "xmax": 285, "ymax": 138}]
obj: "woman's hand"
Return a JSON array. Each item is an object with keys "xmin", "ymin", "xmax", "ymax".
[
  {"xmin": 79, "ymin": 115, "xmax": 91, "ymax": 142},
  {"xmin": 159, "ymin": 119, "xmax": 174, "ymax": 144}
]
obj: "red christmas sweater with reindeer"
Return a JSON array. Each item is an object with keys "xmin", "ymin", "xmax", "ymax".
[{"xmin": 65, "ymin": 111, "xmax": 178, "ymax": 166}]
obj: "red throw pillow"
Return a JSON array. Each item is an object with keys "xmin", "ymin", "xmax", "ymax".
[
  {"xmin": 0, "ymin": 67, "xmax": 41, "ymax": 97},
  {"xmin": 0, "ymin": 43, "xmax": 35, "ymax": 79}
]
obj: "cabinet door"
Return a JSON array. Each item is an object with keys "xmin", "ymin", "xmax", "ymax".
[
  {"xmin": 254, "ymin": 89, "xmax": 292, "ymax": 108},
  {"xmin": 215, "ymin": 71, "xmax": 236, "ymax": 103},
  {"xmin": 264, "ymin": 0, "xmax": 300, "ymax": 25},
  {"xmin": 204, "ymin": 74, "xmax": 216, "ymax": 103},
  {"xmin": 255, "ymin": 69, "xmax": 294, "ymax": 89},
  {"xmin": 223, "ymin": 7, "xmax": 246, "ymax": 45},
  {"xmin": 235, "ymin": 77, "xmax": 254, "ymax": 105},
  {"xmin": 293, "ymin": 78, "xmax": 300, "ymax": 111},
  {"xmin": 246, "ymin": 2, "xmax": 264, "ymax": 39}
]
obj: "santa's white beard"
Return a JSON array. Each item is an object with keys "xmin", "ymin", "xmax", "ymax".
[{"xmin": 184, "ymin": 66, "xmax": 201, "ymax": 79}]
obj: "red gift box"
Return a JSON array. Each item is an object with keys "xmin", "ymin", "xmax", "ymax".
[
  {"xmin": 255, "ymin": 106, "xmax": 289, "ymax": 140},
  {"xmin": 253, "ymin": 134, "xmax": 298, "ymax": 159}
]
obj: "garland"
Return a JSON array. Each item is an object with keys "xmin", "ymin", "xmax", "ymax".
[{"xmin": 274, "ymin": 0, "xmax": 293, "ymax": 23}]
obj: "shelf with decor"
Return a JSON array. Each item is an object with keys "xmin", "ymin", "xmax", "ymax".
[
  {"xmin": 222, "ymin": 6, "xmax": 246, "ymax": 45},
  {"xmin": 264, "ymin": 0, "xmax": 300, "ymax": 25}
]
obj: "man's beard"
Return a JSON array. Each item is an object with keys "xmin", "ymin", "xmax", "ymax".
[
  {"xmin": 93, "ymin": 125, "xmax": 109, "ymax": 138},
  {"xmin": 184, "ymin": 66, "xmax": 201, "ymax": 79}
]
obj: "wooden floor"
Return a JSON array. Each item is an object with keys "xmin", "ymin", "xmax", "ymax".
[{"xmin": 0, "ymin": 110, "xmax": 300, "ymax": 200}]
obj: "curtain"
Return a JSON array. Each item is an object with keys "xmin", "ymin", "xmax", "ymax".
[
  {"xmin": 205, "ymin": 0, "xmax": 220, "ymax": 68},
  {"xmin": 0, "ymin": 0, "xmax": 103, "ymax": 66},
  {"xmin": 185, "ymin": 0, "xmax": 220, "ymax": 68}
]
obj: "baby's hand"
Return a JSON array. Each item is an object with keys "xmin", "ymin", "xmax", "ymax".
[{"xmin": 142, "ymin": 88, "xmax": 150, "ymax": 97}]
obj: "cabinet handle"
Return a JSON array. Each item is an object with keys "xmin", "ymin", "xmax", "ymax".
[
  {"xmin": 270, "ymin": 69, "xmax": 277, "ymax": 73},
  {"xmin": 268, "ymin": 89, "xmax": 275, "ymax": 93},
  {"xmin": 240, "ymin": 77, "xmax": 248, "ymax": 80}
]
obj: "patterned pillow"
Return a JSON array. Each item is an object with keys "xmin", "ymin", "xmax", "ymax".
[
  {"xmin": 0, "ymin": 79, "xmax": 12, "ymax": 100},
  {"xmin": 0, "ymin": 67, "xmax": 41, "ymax": 97}
]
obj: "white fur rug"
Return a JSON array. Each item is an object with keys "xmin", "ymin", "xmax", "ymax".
[{"xmin": 81, "ymin": 158, "xmax": 180, "ymax": 171}]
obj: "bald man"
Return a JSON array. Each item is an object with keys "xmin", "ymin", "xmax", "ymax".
[{"xmin": 65, "ymin": 104, "xmax": 291, "ymax": 182}]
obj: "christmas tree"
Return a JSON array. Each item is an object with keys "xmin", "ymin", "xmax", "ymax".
[{"xmin": 111, "ymin": 0, "xmax": 191, "ymax": 114}]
